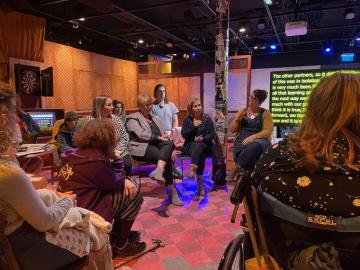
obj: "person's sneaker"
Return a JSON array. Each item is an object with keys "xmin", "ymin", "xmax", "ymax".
[
  {"xmin": 113, "ymin": 241, "xmax": 146, "ymax": 258},
  {"xmin": 149, "ymin": 167, "xmax": 165, "ymax": 183},
  {"xmin": 128, "ymin": 230, "xmax": 141, "ymax": 242}
]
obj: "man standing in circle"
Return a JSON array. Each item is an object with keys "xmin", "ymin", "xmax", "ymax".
[{"xmin": 152, "ymin": 84, "xmax": 179, "ymax": 133}]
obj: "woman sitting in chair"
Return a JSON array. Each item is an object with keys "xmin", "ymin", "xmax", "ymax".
[
  {"xmin": 126, "ymin": 93, "xmax": 183, "ymax": 206},
  {"xmin": 58, "ymin": 119, "xmax": 145, "ymax": 257},
  {"xmin": 254, "ymin": 73, "xmax": 360, "ymax": 269},
  {"xmin": 0, "ymin": 87, "xmax": 111, "ymax": 270},
  {"xmin": 88, "ymin": 95, "xmax": 132, "ymax": 176},
  {"xmin": 226, "ymin": 89, "xmax": 273, "ymax": 182},
  {"xmin": 181, "ymin": 98, "xmax": 216, "ymax": 200}
]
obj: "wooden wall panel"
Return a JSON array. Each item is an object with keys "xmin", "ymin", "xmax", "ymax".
[
  {"xmin": 73, "ymin": 70, "xmax": 96, "ymax": 110},
  {"xmin": 178, "ymin": 76, "xmax": 200, "ymax": 110},
  {"xmin": 72, "ymin": 49, "xmax": 92, "ymax": 72},
  {"xmin": 42, "ymin": 41, "xmax": 138, "ymax": 111},
  {"xmin": 137, "ymin": 76, "xmax": 200, "ymax": 112}
]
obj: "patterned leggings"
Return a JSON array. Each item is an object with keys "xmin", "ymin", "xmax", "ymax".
[{"xmin": 112, "ymin": 179, "xmax": 143, "ymax": 221}]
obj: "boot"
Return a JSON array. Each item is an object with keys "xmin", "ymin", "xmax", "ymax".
[
  {"xmin": 149, "ymin": 167, "xmax": 165, "ymax": 183},
  {"xmin": 197, "ymin": 175, "xmax": 205, "ymax": 196},
  {"xmin": 193, "ymin": 175, "xmax": 205, "ymax": 201},
  {"xmin": 225, "ymin": 164, "xmax": 242, "ymax": 183},
  {"xmin": 188, "ymin": 164, "xmax": 198, "ymax": 180},
  {"xmin": 111, "ymin": 219, "xmax": 146, "ymax": 257},
  {"xmin": 167, "ymin": 185, "xmax": 184, "ymax": 206}
]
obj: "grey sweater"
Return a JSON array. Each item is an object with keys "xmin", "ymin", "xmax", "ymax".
[
  {"xmin": 126, "ymin": 111, "xmax": 164, "ymax": 156},
  {"xmin": 0, "ymin": 160, "xmax": 71, "ymax": 235}
]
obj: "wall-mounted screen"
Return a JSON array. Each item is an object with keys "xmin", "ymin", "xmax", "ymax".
[
  {"xmin": 270, "ymin": 69, "xmax": 360, "ymax": 125},
  {"xmin": 25, "ymin": 109, "xmax": 64, "ymax": 134}
]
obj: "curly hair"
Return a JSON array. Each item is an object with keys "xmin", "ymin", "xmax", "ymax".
[
  {"xmin": 0, "ymin": 86, "xmax": 15, "ymax": 153},
  {"xmin": 74, "ymin": 118, "xmax": 118, "ymax": 157},
  {"xmin": 289, "ymin": 72, "xmax": 360, "ymax": 171}
]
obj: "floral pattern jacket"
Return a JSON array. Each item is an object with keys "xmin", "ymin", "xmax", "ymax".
[{"xmin": 254, "ymin": 137, "xmax": 360, "ymax": 217}]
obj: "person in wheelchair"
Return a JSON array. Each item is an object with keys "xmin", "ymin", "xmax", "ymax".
[{"xmin": 253, "ymin": 73, "xmax": 360, "ymax": 269}]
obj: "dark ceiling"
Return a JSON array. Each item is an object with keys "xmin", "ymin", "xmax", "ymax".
[{"xmin": 3, "ymin": 0, "xmax": 360, "ymax": 62}]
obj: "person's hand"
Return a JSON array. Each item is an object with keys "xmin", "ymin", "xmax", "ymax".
[
  {"xmin": 159, "ymin": 134, "xmax": 170, "ymax": 141},
  {"xmin": 195, "ymin": 136, "xmax": 204, "ymax": 142},
  {"xmin": 242, "ymin": 134, "xmax": 257, "ymax": 145},
  {"xmin": 123, "ymin": 178, "xmax": 137, "ymax": 200},
  {"xmin": 114, "ymin": 151, "xmax": 121, "ymax": 160},
  {"xmin": 162, "ymin": 133, "xmax": 171, "ymax": 140},
  {"xmin": 56, "ymin": 191, "xmax": 77, "ymax": 207},
  {"xmin": 193, "ymin": 119, "xmax": 202, "ymax": 127}
]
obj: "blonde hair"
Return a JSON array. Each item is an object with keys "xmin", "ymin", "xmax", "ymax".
[
  {"xmin": 0, "ymin": 86, "xmax": 15, "ymax": 153},
  {"xmin": 137, "ymin": 93, "xmax": 152, "ymax": 108},
  {"xmin": 289, "ymin": 72, "xmax": 360, "ymax": 171},
  {"xmin": 91, "ymin": 95, "xmax": 110, "ymax": 119}
]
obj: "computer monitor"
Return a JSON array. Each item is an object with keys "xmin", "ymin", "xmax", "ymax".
[{"xmin": 28, "ymin": 111, "xmax": 56, "ymax": 130}]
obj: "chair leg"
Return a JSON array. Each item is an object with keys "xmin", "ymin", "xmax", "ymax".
[{"xmin": 181, "ymin": 159, "xmax": 184, "ymax": 194}]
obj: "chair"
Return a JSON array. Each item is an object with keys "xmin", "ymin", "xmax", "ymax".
[
  {"xmin": 0, "ymin": 210, "xmax": 88, "ymax": 270},
  {"xmin": 131, "ymin": 159, "xmax": 155, "ymax": 186},
  {"xmin": 219, "ymin": 173, "xmax": 360, "ymax": 270},
  {"xmin": 0, "ymin": 211, "xmax": 21, "ymax": 270}
]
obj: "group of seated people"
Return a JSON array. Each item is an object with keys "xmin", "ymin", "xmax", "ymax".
[{"xmin": 0, "ymin": 72, "xmax": 358, "ymax": 269}]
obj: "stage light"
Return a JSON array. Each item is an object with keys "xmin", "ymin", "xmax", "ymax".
[
  {"xmin": 341, "ymin": 52, "xmax": 354, "ymax": 62},
  {"xmin": 264, "ymin": 0, "xmax": 272, "ymax": 5},
  {"xmin": 269, "ymin": 44, "xmax": 277, "ymax": 51},
  {"xmin": 78, "ymin": 17, "xmax": 86, "ymax": 21},
  {"xmin": 322, "ymin": 43, "xmax": 334, "ymax": 56},
  {"xmin": 192, "ymin": 52, "xmax": 196, "ymax": 57},
  {"xmin": 239, "ymin": 27, "xmax": 246, "ymax": 33},
  {"xmin": 138, "ymin": 39, "xmax": 144, "ymax": 44},
  {"xmin": 254, "ymin": 46, "xmax": 259, "ymax": 50}
]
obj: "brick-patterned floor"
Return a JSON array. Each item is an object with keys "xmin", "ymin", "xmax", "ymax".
[
  {"xmin": 113, "ymin": 160, "xmax": 243, "ymax": 270},
  {"xmin": 40, "ymin": 159, "xmax": 243, "ymax": 270}
]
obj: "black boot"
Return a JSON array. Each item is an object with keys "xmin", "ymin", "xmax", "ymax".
[{"xmin": 111, "ymin": 219, "xmax": 146, "ymax": 257}]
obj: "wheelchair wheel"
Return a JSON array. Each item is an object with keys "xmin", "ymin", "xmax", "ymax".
[{"xmin": 219, "ymin": 234, "xmax": 245, "ymax": 270}]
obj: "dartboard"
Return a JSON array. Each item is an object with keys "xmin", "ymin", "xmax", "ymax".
[{"xmin": 19, "ymin": 71, "xmax": 40, "ymax": 95}]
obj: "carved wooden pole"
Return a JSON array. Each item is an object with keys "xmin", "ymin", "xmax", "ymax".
[{"xmin": 213, "ymin": 0, "xmax": 230, "ymax": 185}]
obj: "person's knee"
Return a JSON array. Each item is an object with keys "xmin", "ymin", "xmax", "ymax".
[{"xmin": 195, "ymin": 142, "xmax": 208, "ymax": 153}]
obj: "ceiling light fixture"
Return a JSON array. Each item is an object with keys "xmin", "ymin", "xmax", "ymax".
[
  {"xmin": 257, "ymin": 19, "xmax": 266, "ymax": 30},
  {"xmin": 345, "ymin": 8, "xmax": 355, "ymax": 20}
]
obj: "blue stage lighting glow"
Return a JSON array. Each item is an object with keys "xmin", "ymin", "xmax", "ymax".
[
  {"xmin": 341, "ymin": 52, "xmax": 354, "ymax": 62},
  {"xmin": 322, "ymin": 44, "xmax": 334, "ymax": 56},
  {"xmin": 270, "ymin": 44, "xmax": 277, "ymax": 50}
]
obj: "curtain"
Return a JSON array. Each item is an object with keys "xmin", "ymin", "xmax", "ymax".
[{"xmin": 0, "ymin": 12, "xmax": 45, "ymax": 81}]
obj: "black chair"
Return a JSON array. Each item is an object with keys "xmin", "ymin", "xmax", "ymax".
[{"xmin": 219, "ymin": 173, "xmax": 360, "ymax": 270}]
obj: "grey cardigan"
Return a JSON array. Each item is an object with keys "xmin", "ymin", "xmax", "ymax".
[{"xmin": 125, "ymin": 111, "xmax": 165, "ymax": 156}]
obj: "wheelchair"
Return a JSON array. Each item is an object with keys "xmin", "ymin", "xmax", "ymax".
[{"xmin": 218, "ymin": 172, "xmax": 360, "ymax": 270}]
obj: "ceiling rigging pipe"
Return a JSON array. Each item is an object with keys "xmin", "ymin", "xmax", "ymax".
[{"xmin": 263, "ymin": 0, "xmax": 283, "ymax": 50}]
